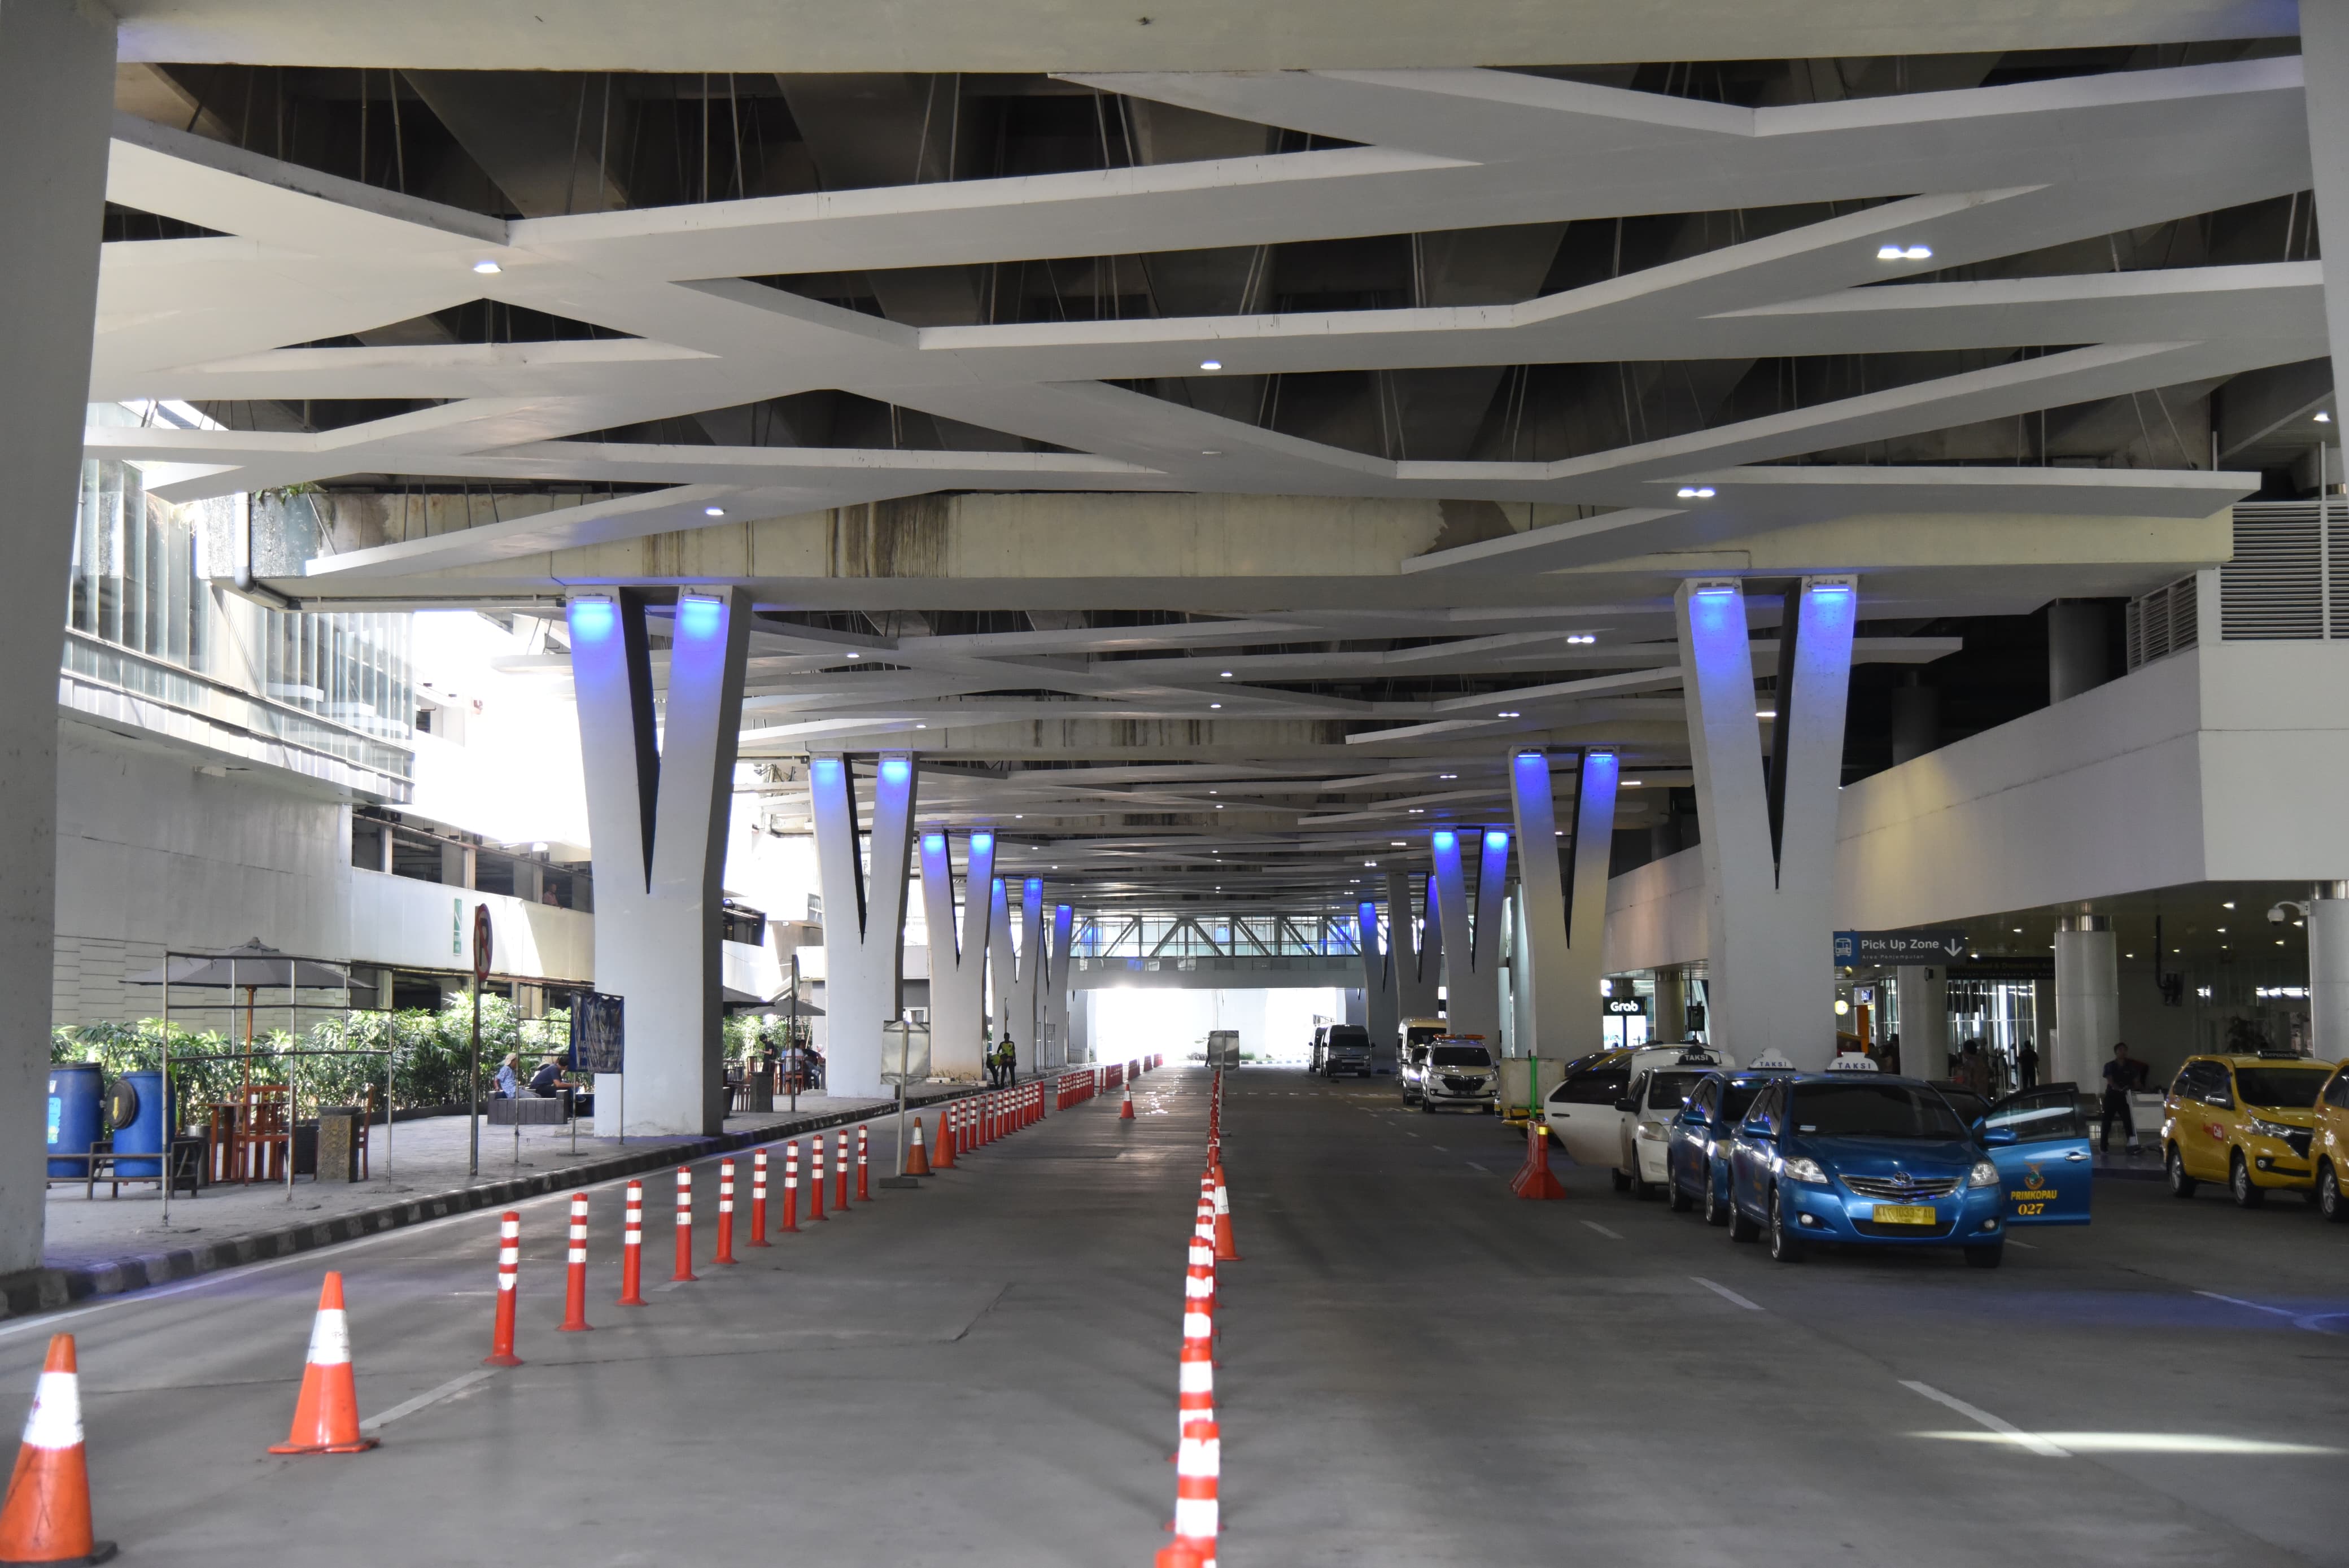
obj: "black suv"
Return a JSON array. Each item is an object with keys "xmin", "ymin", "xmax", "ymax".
[{"xmin": 1322, "ymin": 1025, "xmax": 1373, "ymax": 1078}]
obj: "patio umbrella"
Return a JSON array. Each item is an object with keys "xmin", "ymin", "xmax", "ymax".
[{"xmin": 128, "ymin": 939, "xmax": 349, "ymax": 989}]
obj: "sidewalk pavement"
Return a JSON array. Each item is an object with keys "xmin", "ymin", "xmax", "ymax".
[{"xmin": 8, "ymin": 1081, "xmax": 1004, "ymax": 1320}]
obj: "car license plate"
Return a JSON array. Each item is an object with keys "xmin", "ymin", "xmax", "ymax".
[{"xmin": 1874, "ymin": 1204, "xmax": 1936, "ymax": 1225}]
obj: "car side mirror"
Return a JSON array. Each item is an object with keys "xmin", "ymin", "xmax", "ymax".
[
  {"xmin": 1614, "ymin": 1097, "xmax": 1640, "ymax": 1113},
  {"xmin": 1744, "ymin": 1125, "xmax": 1774, "ymax": 1142},
  {"xmin": 1981, "ymin": 1127, "xmax": 2017, "ymax": 1147}
]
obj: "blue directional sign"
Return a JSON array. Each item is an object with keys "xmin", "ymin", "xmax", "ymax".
[{"xmin": 1835, "ymin": 929, "xmax": 1970, "ymax": 965}]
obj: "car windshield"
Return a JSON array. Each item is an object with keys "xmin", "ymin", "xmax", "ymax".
[
  {"xmin": 1719, "ymin": 1084, "xmax": 1762, "ymax": 1121},
  {"xmin": 1408, "ymin": 1027, "xmax": 1444, "ymax": 1046},
  {"xmin": 1790, "ymin": 1082, "xmax": 1969, "ymax": 1139},
  {"xmin": 1431, "ymin": 1045, "xmax": 1491, "ymax": 1067},
  {"xmin": 1326, "ymin": 1029, "xmax": 1368, "ymax": 1049},
  {"xmin": 2234, "ymin": 1067, "xmax": 2330, "ymax": 1108},
  {"xmin": 1646, "ymin": 1072, "xmax": 1705, "ymax": 1110}
]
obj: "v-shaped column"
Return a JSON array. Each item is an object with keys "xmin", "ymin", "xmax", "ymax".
[
  {"xmin": 919, "ymin": 829, "xmax": 996, "ymax": 1081},
  {"xmin": 990, "ymin": 876, "xmax": 1045, "ymax": 1070},
  {"xmin": 1676, "ymin": 576, "xmax": 1857, "ymax": 1069},
  {"xmin": 1043, "ymin": 903, "xmax": 1075, "ymax": 1065},
  {"xmin": 1430, "ymin": 824, "xmax": 1510, "ymax": 1044},
  {"xmin": 1356, "ymin": 898, "xmax": 1400, "ymax": 1065},
  {"xmin": 1400, "ymin": 870, "xmax": 1442, "ymax": 1023},
  {"xmin": 568, "ymin": 588, "xmax": 750, "ymax": 1135},
  {"xmin": 1508, "ymin": 748, "xmax": 1621, "ymax": 1059},
  {"xmin": 810, "ymin": 752, "xmax": 918, "ymax": 1098}
]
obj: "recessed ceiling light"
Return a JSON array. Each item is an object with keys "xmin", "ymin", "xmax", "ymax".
[
  {"xmin": 1497, "ymin": 710, "xmax": 1521, "ymax": 718},
  {"xmin": 2012, "ymin": 927, "xmax": 2023, "ymax": 933},
  {"xmin": 1675, "ymin": 486, "xmax": 1715, "ymax": 499},
  {"xmin": 1756, "ymin": 709, "xmax": 1778, "ymax": 719},
  {"xmin": 1439, "ymin": 774, "xmax": 1456, "ymax": 780},
  {"xmin": 1200, "ymin": 449, "xmax": 1222, "ymax": 456},
  {"xmin": 1210, "ymin": 702, "xmax": 1222, "ymax": 709},
  {"xmin": 1622, "ymin": 779, "xmax": 1643, "ymax": 786},
  {"xmin": 1198, "ymin": 359, "xmax": 1223, "ymax": 371},
  {"xmin": 1014, "ymin": 814, "xmax": 1023, "ymax": 819},
  {"xmin": 1365, "ymin": 860, "xmax": 1377, "ymax": 867},
  {"xmin": 704, "ymin": 505, "xmax": 726, "ymax": 517},
  {"xmin": 2317, "ymin": 412, "xmax": 2334, "ymax": 423},
  {"xmin": 1216, "ymin": 803, "xmax": 1224, "ymax": 808},
  {"xmin": 846, "ymin": 651, "xmax": 861, "ymax": 659},
  {"xmin": 1391, "ymin": 840, "xmax": 1407, "ymax": 846},
  {"xmin": 472, "ymin": 259, "xmax": 503, "ymax": 274},
  {"xmin": 2217, "ymin": 927, "xmax": 2227, "ymax": 933},
  {"xmin": 1219, "ymin": 671, "xmax": 1233, "ymax": 678},
  {"xmin": 2222, "ymin": 901, "xmax": 2236, "ymax": 909},
  {"xmin": 1208, "ymin": 790, "xmax": 1217, "ymax": 794},
  {"xmin": 1566, "ymin": 634, "xmax": 1596, "ymax": 644},
  {"xmin": 1876, "ymin": 243, "xmax": 1932, "ymax": 260},
  {"xmin": 915, "ymin": 723, "xmax": 927, "ymax": 729}
]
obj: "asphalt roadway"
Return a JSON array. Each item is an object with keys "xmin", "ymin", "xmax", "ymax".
[{"xmin": 4, "ymin": 1066, "xmax": 2346, "ymax": 1566}]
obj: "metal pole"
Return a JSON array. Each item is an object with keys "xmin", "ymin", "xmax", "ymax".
[
  {"xmin": 159, "ymin": 962, "xmax": 172, "ymax": 1228},
  {"xmin": 385, "ymin": 1010, "xmax": 395, "ymax": 1181},
  {"xmin": 469, "ymin": 971, "xmax": 481, "ymax": 1177},
  {"xmin": 895, "ymin": 1020, "xmax": 910, "ymax": 1176},
  {"xmin": 285, "ymin": 971, "xmax": 296, "ymax": 1203},
  {"xmin": 789, "ymin": 951, "xmax": 800, "ymax": 1114}
]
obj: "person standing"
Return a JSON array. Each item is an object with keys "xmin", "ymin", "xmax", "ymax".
[
  {"xmin": 1882, "ymin": 1032, "xmax": 1902, "ymax": 1077},
  {"xmin": 2016, "ymin": 1037, "xmax": 2040, "ymax": 1091},
  {"xmin": 2100, "ymin": 1042, "xmax": 2139, "ymax": 1152},
  {"xmin": 996, "ymin": 1037, "xmax": 1017, "ymax": 1086}
]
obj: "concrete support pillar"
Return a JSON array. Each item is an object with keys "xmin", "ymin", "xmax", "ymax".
[
  {"xmin": 1344, "ymin": 989, "xmax": 1366, "ymax": 1026},
  {"xmin": 2300, "ymin": 4, "xmax": 2349, "ymax": 422},
  {"xmin": 1652, "ymin": 966, "xmax": 1689, "ymax": 1042},
  {"xmin": 2054, "ymin": 916, "xmax": 2120, "ymax": 1092},
  {"xmin": 1890, "ymin": 674, "xmax": 1940, "ymax": 765},
  {"xmin": 1676, "ymin": 576, "xmax": 1858, "ymax": 1070},
  {"xmin": 2047, "ymin": 600, "xmax": 2112, "ymax": 704},
  {"xmin": 1896, "ymin": 966, "xmax": 1949, "ymax": 1079},
  {"xmin": 810, "ymin": 753, "xmax": 918, "ymax": 1099},
  {"xmin": 1430, "ymin": 824, "xmax": 1509, "ymax": 1043},
  {"xmin": 919, "ymin": 829, "xmax": 995, "ymax": 1081},
  {"xmin": 1508, "ymin": 747, "xmax": 1622, "ymax": 1059},
  {"xmin": 1045, "ymin": 903, "xmax": 1075, "ymax": 1064},
  {"xmin": 1393, "ymin": 868, "xmax": 1440, "ymax": 1024},
  {"xmin": 988, "ymin": 875, "xmax": 1046, "ymax": 1069},
  {"xmin": 1357, "ymin": 897, "xmax": 1401, "ymax": 1062},
  {"xmin": 2307, "ymin": 884, "xmax": 2349, "ymax": 1063},
  {"xmin": 0, "ymin": 0, "xmax": 113, "ymax": 1277},
  {"xmin": 568, "ymin": 588, "xmax": 752, "ymax": 1135}
]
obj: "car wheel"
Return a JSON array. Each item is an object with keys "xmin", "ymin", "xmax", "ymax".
[
  {"xmin": 1668, "ymin": 1172, "xmax": 1695, "ymax": 1212},
  {"xmin": 1609, "ymin": 1165, "xmax": 1631, "ymax": 1193},
  {"xmin": 1963, "ymin": 1241, "xmax": 2005, "ymax": 1269},
  {"xmin": 1420, "ymin": 1097, "xmax": 1434, "ymax": 1115},
  {"xmin": 2320, "ymin": 1163, "xmax": 2348, "ymax": 1224},
  {"xmin": 1630, "ymin": 1167, "xmax": 1657, "ymax": 1200},
  {"xmin": 2230, "ymin": 1151, "xmax": 2265, "ymax": 1208},
  {"xmin": 1767, "ymin": 1186, "xmax": 1804, "ymax": 1262},
  {"xmin": 1727, "ymin": 1196, "xmax": 1760, "ymax": 1243},
  {"xmin": 1704, "ymin": 1176, "xmax": 1731, "ymax": 1228},
  {"xmin": 2166, "ymin": 1145, "xmax": 2198, "ymax": 1198}
]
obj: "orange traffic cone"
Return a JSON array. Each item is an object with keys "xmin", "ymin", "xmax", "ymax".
[
  {"xmin": 270, "ymin": 1273, "xmax": 378, "ymax": 1455},
  {"xmin": 1211, "ymin": 1167, "xmax": 1241, "ymax": 1262},
  {"xmin": 1509, "ymin": 1119, "xmax": 1566, "ymax": 1200},
  {"xmin": 935, "ymin": 1107, "xmax": 957, "ymax": 1169},
  {"xmin": 906, "ymin": 1117, "xmax": 932, "ymax": 1176},
  {"xmin": 1120, "ymin": 1084, "xmax": 1136, "ymax": 1121},
  {"xmin": 0, "ymin": 1335, "xmax": 113, "ymax": 1565}
]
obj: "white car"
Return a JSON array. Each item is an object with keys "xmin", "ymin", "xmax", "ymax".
[
  {"xmin": 1612, "ymin": 1046, "xmax": 1737, "ymax": 1197},
  {"xmin": 1545, "ymin": 1043, "xmax": 1735, "ymax": 1183},
  {"xmin": 1416, "ymin": 1038, "xmax": 1499, "ymax": 1112}
]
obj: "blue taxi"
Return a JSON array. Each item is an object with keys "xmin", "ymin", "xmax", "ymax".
[
  {"xmin": 1665, "ymin": 1063, "xmax": 1793, "ymax": 1226},
  {"xmin": 1724, "ymin": 1061, "xmax": 2011, "ymax": 1267}
]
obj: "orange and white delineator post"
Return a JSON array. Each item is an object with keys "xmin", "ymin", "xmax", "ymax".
[
  {"xmin": 834, "ymin": 1130, "xmax": 852, "ymax": 1211},
  {"xmin": 715, "ymin": 1159, "xmax": 738, "ymax": 1265},
  {"xmin": 558, "ymin": 1194, "xmax": 593, "ymax": 1332},
  {"xmin": 807, "ymin": 1137, "xmax": 827, "ymax": 1221},
  {"xmin": 617, "ymin": 1180, "xmax": 647, "ymax": 1305},
  {"xmin": 855, "ymin": 1125, "xmax": 871, "ymax": 1202},
  {"xmin": 484, "ymin": 1212, "xmax": 523, "ymax": 1366},
  {"xmin": 781, "ymin": 1141, "xmax": 801, "ymax": 1232},
  {"xmin": 671, "ymin": 1168, "xmax": 698, "ymax": 1282},
  {"xmin": 906, "ymin": 1116, "xmax": 932, "ymax": 1176},
  {"xmin": 1120, "ymin": 1083, "xmax": 1136, "ymax": 1121},
  {"xmin": 935, "ymin": 1106, "xmax": 957, "ymax": 1169},
  {"xmin": 1211, "ymin": 1165, "xmax": 1240, "ymax": 1263},
  {"xmin": 1163, "ymin": 1419, "xmax": 1220, "ymax": 1568},
  {"xmin": 0, "ymin": 1334, "xmax": 113, "ymax": 1566},
  {"xmin": 748, "ymin": 1150, "xmax": 772, "ymax": 1246},
  {"xmin": 270, "ymin": 1273, "xmax": 378, "ymax": 1453}
]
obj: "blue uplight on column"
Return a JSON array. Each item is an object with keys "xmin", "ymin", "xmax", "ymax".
[
  {"xmin": 1359, "ymin": 902, "xmax": 1379, "ymax": 945},
  {"xmin": 972, "ymin": 832, "xmax": 994, "ymax": 853},
  {"xmin": 1514, "ymin": 750, "xmax": 1545, "ymax": 771},
  {"xmin": 924, "ymin": 833, "xmax": 945, "ymax": 852},
  {"xmin": 568, "ymin": 597, "xmax": 615, "ymax": 640},
  {"xmin": 1025, "ymin": 878, "xmax": 1042, "ymax": 895},
  {"xmin": 677, "ymin": 594, "xmax": 723, "ymax": 638},
  {"xmin": 880, "ymin": 757, "xmax": 911, "ymax": 785},
  {"xmin": 1433, "ymin": 829, "xmax": 1456, "ymax": 851},
  {"xmin": 1485, "ymin": 830, "xmax": 1509, "ymax": 850},
  {"xmin": 811, "ymin": 757, "xmax": 841, "ymax": 784}
]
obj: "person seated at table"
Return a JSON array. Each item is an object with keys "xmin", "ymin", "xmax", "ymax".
[
  {"xmin": 528, "ymin": 1055, "xmax": 565, "ymax": 1098},
  {"xmin": 494, "ymin": 1052, "xmax": 522, "ymax": 1098}
]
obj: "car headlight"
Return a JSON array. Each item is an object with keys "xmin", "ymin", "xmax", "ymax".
[
  {"xmin": 1780, "ymin": 1155, "xmax": 1830, "ymax": 1184},
  {"xmin": 1968, "ymin": 1160, "xmax": 1999, "ymax": 1189},
  {"xmin": 1636, "ymin": 1119, "xmax": 1669, "ymax": 1142},
  {"xmin": 2246, "ymin": 1116, "xmax": 2300, "ymax": 1142}
]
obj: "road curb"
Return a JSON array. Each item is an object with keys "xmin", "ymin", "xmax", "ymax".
[{"xmin": 2, "ymin": 1085, "xmax": 999, "ymax": 1324}]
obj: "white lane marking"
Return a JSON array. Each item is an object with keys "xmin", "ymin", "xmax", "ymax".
[
  {"xmin": 1431, "ymin": 1145, "xmax": 1448, "ymax": 1152},
  {"xmin": 1900, "ymin": 1381, "xmax": 2070, "ymax": 1458},
  {"xmin": 2006, "ymin": 1239, "xmax": 2035, "ymax": 1250},
  {"xmin": 2197, "ymin": 1290, "xmax": 2294, "ymax": 1317},
  {"xmin": 1581, "ymin": 1221, "xmax": 1622, "ymax": 1240},
  {"xmin": 357, "ymin": 1368, "xmax": 497, "ymax": 1434},
  {"xmin": 1465, "ymin": 1162, "xmax": 1494, "ymax": 1175},
  {"xmin": 1690, "ymin": 1276, "xmax": 1763, "ymax": 1312}
]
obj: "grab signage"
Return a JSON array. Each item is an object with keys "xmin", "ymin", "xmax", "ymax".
[
  {"xmin": 1834, "ymin": 929, "xmax": 1968, "ymax": 964},
  {"xmin": 1604, "ymin": 997, "xmax": 1647, "ymax": 1016}
]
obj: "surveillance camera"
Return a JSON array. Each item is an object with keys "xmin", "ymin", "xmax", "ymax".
[{"xmin": 2269, "ymin": 904, "xmax": 2290, "ymax": 924}]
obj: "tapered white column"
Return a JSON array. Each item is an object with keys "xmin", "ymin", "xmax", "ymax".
[
  {"xmin": 1430, "ymin": 825, "xmax": 1510, "ymax": 1043},
  {"xmin": 1358, "ymin": 898, "xmax": 1401, "ymax": 1059},
  {"xmin": 0, "ymin": 0, "xmax": 113, "ymax": 1276},
  {"xmin": 1045, "ymin": 903, "xmax": 1075, "ymax": 1064},
  {"xmin": 1676, "ymin": 576, "xmax": 1857, "ymax": 1070},
  {"xmin": 2054, "ymin": 916, "xmax": 2119, "ymax": 1091},
  {"xmin": 919, "ymin": 829, "xmax": 995, "ymax": 1081},
  {"xmin": 570, "ymin": 589, "xmax": 752, "ymax": 1135},
  {"xmin": 810, "ymin": 753, "xmax": 918, "ymax": 1098},
  {"xmin": 1895, "ymin": 966, "xmax": 1949, "ymax": 1077},
  {"xmin": 1507, "ymin": 748, "xmax": 1620, "ymax": 1059},
  {"xmin": 990, "ymin": 875, "xmax": 1047, "ymax": 1068},
  {"xmin": 1394, "ymin": 868, "xmax": 1441, "ymax": 1024}
]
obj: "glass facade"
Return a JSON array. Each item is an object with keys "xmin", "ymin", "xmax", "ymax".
[
  {"xmin": 1073, "ymin": 913, "xmax": 1360, "ymax": 959},
  {"xmin": 68, "ymin": 419, "xmax": 413, "ymax": 783}
]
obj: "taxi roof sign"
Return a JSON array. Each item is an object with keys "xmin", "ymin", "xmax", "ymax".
[
  {"xmin": 1749, "ymin": 1050, "xmax": 1797, "ymax": 1071},
  {"xmin": 1824, "ymin": 1051, "xmax": 1881, "ymax": 1072}
]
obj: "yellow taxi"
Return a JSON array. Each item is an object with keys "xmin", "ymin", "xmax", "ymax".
[
  {"xmin": 2163, "ymin": 1052, "xmax": 2335, "ymax": 1208},
  {"xmin": 2312, "ymin": 1059, "xmax": 2349, "ymax": 1223}
]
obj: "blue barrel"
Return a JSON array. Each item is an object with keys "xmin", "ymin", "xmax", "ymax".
[
  {"xmin": 46, "ymin": 1064, "xmax": 102, "ymax": 1178},
  {"xmin": 111, "ymin": 1069, "xmax": 168, "ymax": 1178}
]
